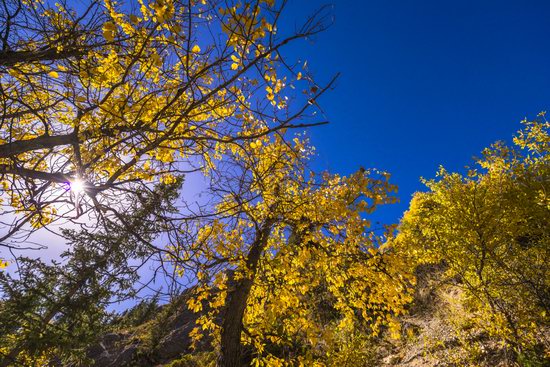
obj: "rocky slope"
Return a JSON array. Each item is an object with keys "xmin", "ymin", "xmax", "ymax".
[{"xmin": 82, "ymin": 265, "xmax": 548, "ymax": 367}]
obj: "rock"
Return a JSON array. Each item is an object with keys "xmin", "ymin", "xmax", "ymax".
[
  {"xmin": 108, "ymin": 343, "xmax": 139, "ymax": 367},
  {"xmin": 156, "ymin": 327, "xmax": 193, "ymax": 362},
  {"xmin": 86, "ymin": 332, "xmax": 136, "ymax": 367}
]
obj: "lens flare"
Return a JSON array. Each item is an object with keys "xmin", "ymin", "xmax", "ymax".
[{"xmin": 70, "ymin": 178, "xmax": 85, "ymax": 195}]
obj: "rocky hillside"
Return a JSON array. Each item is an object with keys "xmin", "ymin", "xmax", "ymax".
[{"xmin": 81, "ymin": 264, "xmax": 548, "ymax": 367}]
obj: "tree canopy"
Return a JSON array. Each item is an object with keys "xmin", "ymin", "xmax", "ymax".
[{"xmin": 0, "ymin": 0, "xmax": 332, "ymax": 245}]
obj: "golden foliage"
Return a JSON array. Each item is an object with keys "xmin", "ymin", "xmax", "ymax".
[
  {"xmin": 173, "ymin": 135, "xmax": 413, "ymax": 365},
  {"xmin": 393, "ymin": 119, "xmax": 550, "ymax": 360},
  {"xmin": 0, "ymin": 0, "xmax": 322, "ymax": 239}
]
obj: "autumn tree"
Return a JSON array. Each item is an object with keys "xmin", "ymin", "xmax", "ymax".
[
  {"xmin": 169, "ymin": 134, "xmax": 413, "ymax": 366},
  {"xmin": 0, "ymin": 1, "xmax": 419, "ymax": 366},
  {"xmin": 0, "ymin": 0, "xmax": 346, "ymax": 365},
  {"xmin": 392, "ymin": 119, "xmax": 550, "ymax": 364},
  {"xmin": 0, "ymin": 0, "xmax": 332, "ymax": 250}
]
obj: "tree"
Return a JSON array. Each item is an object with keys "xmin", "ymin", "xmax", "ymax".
[
  {"xmin": 0, "ymin": 0, "xmax": 332, "ymax": 249},
  {"xmin": 0, "ymin": 0, "xmax": 346, "ymax": 365},
  {"xmin": 392, "ymin": 118, "xmax": 550, "ymax": 363},
  {"xmin": 169, "ymin": 134, "xmax": 412, "ymax": 366},
  {"xmin": 0, "ymin": 0, "xmax": 411, "ymax": 365},
  {"xmin": 1, "ymin": 2, "xmax": 416, "ymax": 366},
  {"xmin": 0, "ymin": 181, "xmax": 181, "ymax": 366}
]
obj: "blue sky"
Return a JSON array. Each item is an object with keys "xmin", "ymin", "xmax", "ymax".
[{"xmin": 280, "ymin": 0, "xmax": 550, "ymax": 224}]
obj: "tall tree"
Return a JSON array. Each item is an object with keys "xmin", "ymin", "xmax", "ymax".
[
  {"xmin": 0, "ymin": 0, "xmax": 332, "ymax": 249},
  {"xmin": 0, "ymin": 2, "xmax": 417, "ymax": 365},
  {"xmin": 170, "ymin": 135, "xmax": 412, "ymax": 366},
  {"xmin": 0, "ymin": 0, "xmax": 342, "ymax": 365}
]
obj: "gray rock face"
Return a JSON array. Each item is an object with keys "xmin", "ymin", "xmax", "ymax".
[
  {"xmin": 86, "ymin": 332, "xmax": 135, "ymax": 367},
  {"xmin": 156, "ymin": 326, "xmax": 193, "ymax": 362},
  {"xmin": 109, "ymin": 342, "xmax": 139, "ymax": 367},
  {"xmin": 84, "ymin": 292, "xmax": 205, "ymax": 367}
]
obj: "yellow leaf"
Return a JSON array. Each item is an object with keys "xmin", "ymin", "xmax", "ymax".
[
  {"xmin": 103, "ymin": 21, "xmax": 116, "ymax": 31},
  {"xmin": 231, "ymin": 63, "xmax": 239, "ymax": 70},
  {"xmin": 104, "ymin": 30, "xmax": 115, "ymax": 42},
  {"xmin": 191, "ymin": 45, "xmax": 201, "ymax": 53},
  {"xmin": 103, "ymin": 22, "xmax": 116, "ymax": 42},
  {"xmin": 48, "ymin": 71, "xmax": 59, "ymax": 78}
]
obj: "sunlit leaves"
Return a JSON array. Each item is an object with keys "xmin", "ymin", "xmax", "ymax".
[
  {"xmin": 171, "ymin": 135, "xmax": 411, "ymax": 364},
  {"xmin": 0, "ymin": 0, "xmax": 325, "ymax": 237},
  {"xmin": 393, "ymin": 119, "xmax": 550, "ymax": 357},
  {"xmin": 102, "ymin": 21, "xmax": 117, "ymax": 41}
]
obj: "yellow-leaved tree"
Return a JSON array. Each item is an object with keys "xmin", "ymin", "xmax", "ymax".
[
  {"xmin": 0, "ymin": 0, "xmax": 363, "ymax": 365},
  {"xmin": 170, "ymin": 134, "xmax": 413, "ymax": 366},
  {"xmin": 392, "ymin": 118, "xmax": 549, "ymax": 364},
  {"xmin": 0, "ymin": 1, "xmax": 416, "ymax": 366},
  {"xmin": 0, "ymin": 0, "xmax": 333, "ymax": 247}
]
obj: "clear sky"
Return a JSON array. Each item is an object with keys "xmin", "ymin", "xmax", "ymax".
[{"xmin": 281, "ymin": 0, "xmax": 550, "ymax": 224}]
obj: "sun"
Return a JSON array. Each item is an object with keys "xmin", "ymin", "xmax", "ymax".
[{"xmin": 70, "ymin": 178, "xmax": 86, "ymax": 195}]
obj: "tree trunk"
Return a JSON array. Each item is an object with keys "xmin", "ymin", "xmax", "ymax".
[{"xmin": 217, "ymin": 220, "xmax": 273, "ymax": 367}]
